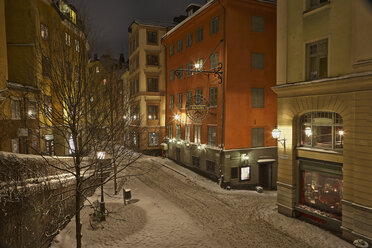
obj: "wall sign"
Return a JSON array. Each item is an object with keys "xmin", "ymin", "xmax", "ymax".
[{"xmin": 186, "ymin": 95, "xmax": 209, "ymax": 122}]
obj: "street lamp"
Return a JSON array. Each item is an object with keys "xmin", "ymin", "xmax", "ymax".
[
  {"xmin": 97, "ymin": 151, "xmax": 106, "ymax": 221},
  {"xmin": 272, "ymin": 127, "xmax": 286, "ymax": 149}
]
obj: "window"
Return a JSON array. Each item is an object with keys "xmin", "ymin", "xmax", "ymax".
[
  {"xmin": 147, "ymin": 30, "xmax": 158, "ymax": 44},
  {"xmin": 209, "ymin": 87, "xmax": 217, "ymax": 107},
  {"xmin": 252, "ymin": 127, "xmax": 264, "ymax": 147},
  {"xmin": 130, "ymin": 78, "xmax": 139, "ymax": 96},
  {"xmin": 186, "ymin": 91, "xmax": 192, "ymax": 107},
  {"xmin": 169, "ymin": 124, "xmax": 174, "ymax": 139},
  {"xmin": 252, "ymin": 16, "xmax": 264, "ymax": 32},
  {"xmin": 75, "ymin": 39, "xmax": 80, "ymax": 52},
  {"xmin": 147, "ymin": 54, "xmax": 159, "ymax": 66},
  {"xmin": 306, "ymin": 39, "xmax": 328, "ymax": 80},
  {"xmin": 186, "ymin": 33, "xmax": 193, "ymax": 47},
  {"xmin": 147, "ymin": 77, "xmax": 159, "ymax": 92},
  {"xmin": 194, "ymin": 125, "xmax": 201, "ymax": 144},
  {"xmin": 206, "ymin": 160, "xmax": 215, "ymax": 172},
  {"xmin": 196, "ymin": 27, "xmax": 203, "ymax": 43},
  {"xmin": 169, "ymin": 94, "xmax": 174, "ymax": 109},
  {"xmin": 207, "ymin": 126, "xmax": 217, "ymax": 146},
  {"xmin": 176, "ymin": 125, "xmax": 181, "ymax": 140},
  {"xmin": 185, "ymin": 125, "xmax": 191, "ymax": 142},
  {"xmin": 131, "ymin": 104, "xmax": 140, "ymax": 120},
  {"xmin": 70, "ymin": 9, "xmax": 77, "ymax": 24},
  {"xmin": 27, "ymin": 101, "xmax": 36, "ymax": 119},
  {"xmin": 42, "ymin": 56, "xmax": 51, "ymax": 78},
  {"xmin": 11, "ymin": 99, "xmax": 21, "ymax": 120},
  {"xmin": 169, "ymin": 44, "xmax": 174, "ymax": 56},
  {"xmin": 195, "ymin": 58, "xmax": 203, "ymax": 72},
  {"xmin": 177, "ymin": 66, "xmax": 183, "ymax": 79},
  {"xmin": 44, "ymin": 95, "xmax": 52, "ymax": 116},
  {"xmin": 186, "ymin": 63, "xmax": 193, "ymax": 76},
  {"xmin": 307, "ymin": 0, "xmax": 330, "ymax": 10},
  {"xmin": 177, "ymin": 93, "xmax": 183, "ymax": 109},
  {"xmin": 210, "ymin": 52, "xmax": 219, "ymax": 69},
  {"xmin": 231, "ymin": 167, "xmax": 238, "ymax": 179},
  {"xmin": 240, "ymin": 166, "xmax": 251, "ymax": 181},
  {"xmin": 11, "ymin": 138, "xmax": 19, "ymax": 153},
  {"xmin": 170, "ymin": 70, "xmax": 175, "ymax": 82},
  {"xmin": 300, "ymin": 159, "xmax": 342, "ymax": 219},
  {"xmin": 66, "ymin": 62, "xmax": 72, "ymax": 81},
  {"xmin": 210, "ymin": 16, "xmax": 219, "ymax": 35},
  {"xmin": 300, "ymin": 111, "xmax": 343, "ymax": 150},
  {"xmin": 192, "ymin": 156, "xmax": 200, "ymax": 168},
  {"xmin": 196, "ymin": 89, "xmax": 203, "ymax": 104},
  {"xmin": 252, "ymin": 88, "xmax": 264, "ymax": 108},
  {"xmin": 251, "ymin": 53, "xmax": 264, "ymax": 69},
  {"xmin": 147, "ymin": 105, "xmax": 159, "ymax": 120},
  {"xmin": 148, "ymin": 132, "xmax": 159, "ymax": 146},
  {"xmin": 65, "ymin": 32, "xmax": 70, "ymax": 46},
  {"xmin": 95, "ymin": 66, "xmax": 100, "ymax": 73},
  {"xmin": 40, "ymin": 23, "xmax": 49, "ymax": 40},
  {"xmin": 177, "ymin": 39, "xmax": 183, "ymax": 52}
]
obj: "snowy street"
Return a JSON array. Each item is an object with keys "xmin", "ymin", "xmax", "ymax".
[{"xmin": 51, "ymin": 156, "xmax": 353, "ymax": 248}]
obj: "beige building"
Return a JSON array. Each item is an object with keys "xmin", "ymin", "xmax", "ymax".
[
  {"xmin": 127, "ymin": 21, "xmax": 169, "ymax": 153},
  {"xmin": 274, "ymin": 0, "xmax": 372, "ymax": 244}
]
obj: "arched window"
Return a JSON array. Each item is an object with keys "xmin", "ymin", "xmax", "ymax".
[{"xmin": 300, "ymin": 111, "xmax": 343, "ymax": 150}]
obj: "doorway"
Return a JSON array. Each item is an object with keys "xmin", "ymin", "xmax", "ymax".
[{"xmin": 259, "ymin": 163, "xmax": 272, "ymax": 189}]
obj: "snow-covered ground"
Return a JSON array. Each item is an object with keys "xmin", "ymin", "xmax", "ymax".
[{"xmin": 51, "ymin": 156, "xmax": 353, "ymax": 248}]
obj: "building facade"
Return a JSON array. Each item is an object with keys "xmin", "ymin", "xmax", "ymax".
[
  {"xmin": 274, "ymin": 0, "xmax": 372, "ymax": 243},
  {"xmin": 0, "ymin": 0, "xmax": 86, "ymax": 155},
  {"xmin": 127, "ymin": 21, "xmax": 168, "ymax": 153},
  {"xmin": 163, "ymin": 0, "xmax": 277, "ymax": 188}
]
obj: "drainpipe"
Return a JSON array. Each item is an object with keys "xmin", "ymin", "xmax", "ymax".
[{"xmin": 217, "ymin": 0, "xmax": 226, "ymax": 179}]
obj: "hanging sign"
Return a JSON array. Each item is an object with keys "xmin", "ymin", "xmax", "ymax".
[{"xmin": 186, "ymin": 95, "xmax": 209, "ymax": 122}]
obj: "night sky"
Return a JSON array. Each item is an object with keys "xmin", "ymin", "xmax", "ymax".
[{"xmin": 69, "ymin": 0, "xmax": 206, "ymax": 60}]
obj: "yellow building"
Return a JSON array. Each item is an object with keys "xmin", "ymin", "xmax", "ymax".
[
  {"xmin": 274, "ymin": 0, "xmax": 372, "ymax": 243},
  {"xmin": 128, "ymin": 21, "xmax": 169, "ymax": 153},
  {"xmin": 0, "ymin": 0, "xmax": 86, "ymax": 155}
]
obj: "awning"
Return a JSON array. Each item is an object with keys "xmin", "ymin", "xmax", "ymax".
[{"xmin": 257, "ymin": 159, "xmax": 276, "ymax": 163}]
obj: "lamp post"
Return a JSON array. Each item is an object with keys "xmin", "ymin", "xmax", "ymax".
[{"xmin": 97, "ymin": 151, "xmax": 106, "ymax": 221}]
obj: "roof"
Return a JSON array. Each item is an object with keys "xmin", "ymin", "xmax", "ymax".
[
  {"xmin": 162, "ymin": 0, "xmax": 215, "ymax": 40},
  {"xmin": 128, "ymin": 20, "xmax": 174, "ymax": 32}
]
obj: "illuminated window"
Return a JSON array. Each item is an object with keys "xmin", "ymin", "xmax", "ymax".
[
  {"xmin": 148, "ymin": 105, "xmax": 158, "ymax": 120},
  {"xmin": 95, "ymin": 66, "xmax": 100, "ymax": 73},
  {"xmin": 168, "ymin": 124, "xmax": 173, "ymax": 139},
  {"xmin": 185, "ymin": 125, "xmax": 191, "ymax": 142},
  {"xmin": 240, "ymin": 166, "xmax": 251, "ymax": 181},
  {"xmin": 207, "ymin": 126, "xmax": 217, "ymax": 146},
  {"xmin": 176, "ymin": 125, "xmax": 181, "ymax": 140},
  {"xmin": 27, "ymin": 101, "xmax": 37, "ymax": 119},
  {"xmin": 148, "ymin": 132, "xmax": 159, "ymax": 146},
  {"xmin": 40, "ymin": 23, "xmax": 49, "ymax": 40},
  {"xmin": 177, "ymin": 93, "xmax": 183, "ymax": 109},
  {"xmin": 300, "ymin": 111, "xmax": 343, "ymax": 150},
  {"xmin": 70, "ymin": 10, "xmax": 77, "ymax": 24},
  {"xmin": 65, "ymin": 32, "xmax": 71, "ymax": 46},
  {"xmin": 194, "ymin": 125, "xmax": 201, "ymax": 144}
]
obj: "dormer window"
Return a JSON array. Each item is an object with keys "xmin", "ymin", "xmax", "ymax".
[{"xmin": 40, "ymin": 23, "xmax": 49, "ymax": 40}]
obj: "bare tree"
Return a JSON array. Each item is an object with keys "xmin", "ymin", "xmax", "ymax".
[{"xmin": 18, "ymin": 13, "xmax": 144, "ymax": 248}]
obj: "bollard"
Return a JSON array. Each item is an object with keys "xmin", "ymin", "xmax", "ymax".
[{"xmin": 123, "ymin": 188, "xmax": 132, "ymax": 205}]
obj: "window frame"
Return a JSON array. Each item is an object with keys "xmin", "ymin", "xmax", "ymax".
[
  {"xmin": 251, "ymin": 16, "xmax": 265, "ymax": 33},
  {"xmin": 209, "ymin": 87, "xmax": 218, "ymax": 107},
  {"xmin": 185, "ymin": 125, "xmax": 191, "ymax": 142},
  {"xmin": 251, "ymin": 53, "xmax": 265, "ymax": 70},
  {"xmin": 251, "ymin": 127, "xmax": 265, "ymax": 147},
  {"xmin": 194, "ymin": 125, "xmax": 201, "ymax": 144},
  {"xmin": 177, "ymin": 93, "xmax": 183, "ymax": 109},
  {"xmin": 207, "ymin": 126, "xmax": 217, "ymax": 146},
  {"xmin": 251, "ymin": 88, "xmax": 264, "ymax": 108},
  {"xmin": 306, "ymin": 38, "xmax": 328, "ymax": 81},
  {"xmin": 147, "ymin": 77, "xmax": 159, "ymax": 92},
  {"xmin": 196, "ymin": 27, "xmax": 204, "ymax": 43},
  {"xmin": 147, "ymin": 30, "xmax": 158, "ymax": 45},
  {"xmin": 186, "ymin": 33, "xmax": 193, "ymax": 47},
  {"xmin": 210, "ymin": 16, "xmax": 219, "ymax": 35},
  {"xmin": 148, "ymin": 132, "xmax": 159, "ymax": 147},
  {"xmin": 169, "ymin": 94, "xmax": 174, "ymax": 110},
  {"xmin": 146, "ymin": 53, "xmax": 159, "ymax": 66},
  {"xmin": 176, "ymin": 124, "xmax": 181, "ymax": 140},
  {"xmin": 11, "ymin": 99, "xmax": 21, "ymax": 120},
  {"xmin": 177, "ymin": 39, "xmax": 183, "ymax": 52},
  {"xmin": 147, "ymin": 105, "xmax": 159, "ymax": 121}
]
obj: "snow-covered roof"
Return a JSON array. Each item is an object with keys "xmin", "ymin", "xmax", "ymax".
[{"xmin": 162, "ymin": 0, "xmax": 216, "ymax": 40}]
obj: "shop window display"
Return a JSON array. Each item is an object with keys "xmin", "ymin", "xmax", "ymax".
[
  {"xmin": 301, "ymin": 170, "xmax": 342, "ymax": 220},
  {"xmin": 300, "ymin": 111, "xmax": 343, "ymax": 150}
]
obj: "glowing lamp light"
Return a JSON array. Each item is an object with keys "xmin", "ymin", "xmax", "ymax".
[
  {"xmin": 338, "ymin": 130, "xmax": 344, "ymax": 136},
  {"xmin": 97, "ymin": 151, "xmax": 106, "ymax": 160},
  {"xmin": 177, "ymin": 141, "xmax": 181, "ymax": 145},
  {"xmin": 148, "ymin": 115, "xmax": 152, "ymax": 120},
  {"xmin": 305, "ymin": 127, "xmax": 312, "ymax": 137},
  {"xmin": 241, "ymin": 154, "xmax": 249, "ymax": 161},
  {"xmin": 197, "ymin": 145, "xmax": 202, "ymax": 150},
  {"xmin": 28, "ymin": 110, "xmax": 34, "ymax": 117},
  {"xmin": 272, "ymin": 128, "xmax": 281, "ymax": 139},
  {"xmin": 194, "ymin": 63, "xmax": 201, "ymax": 69},
  {"xmin": 174, "ymin": 114, "xmax": 180, "ymax": 121}
]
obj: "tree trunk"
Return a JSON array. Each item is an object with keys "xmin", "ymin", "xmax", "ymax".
[{"xmin": 75, "ymin": 177, "xmax": 82, "ymax": 248}]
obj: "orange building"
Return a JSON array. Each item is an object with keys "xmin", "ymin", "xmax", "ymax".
[{"xmin": 163, "ymin": 0, "xmax": 277, "ymax": 188}]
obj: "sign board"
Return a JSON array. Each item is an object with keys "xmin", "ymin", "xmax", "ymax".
[
  {"xmin": 186, "ymin": 95, "xmax": 209, "ymax": 122},
  {"xmin": 279, "ymin": 154, "xmax": 289, "ymax": 160},
  {"xmin": 17, "ymin": 128, "xmax": 28, "ymax": 137}
]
